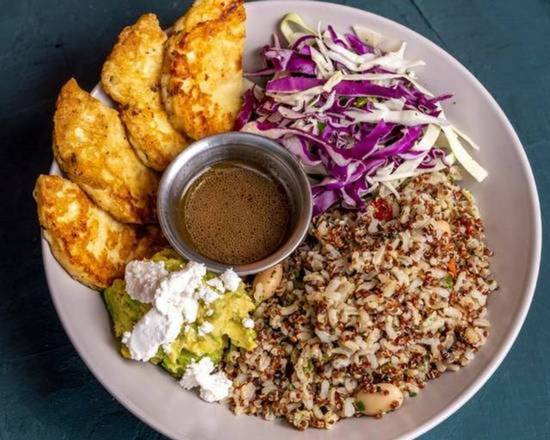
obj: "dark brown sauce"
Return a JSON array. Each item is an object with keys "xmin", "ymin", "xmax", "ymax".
[{"xmin": 177, "ymin": 161, "xmax": 290, "ymax": 265}]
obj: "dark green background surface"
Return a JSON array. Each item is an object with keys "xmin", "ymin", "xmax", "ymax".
[{"xmin": 1, "ymin": 0, "xmax": 548, "ymax": 438}]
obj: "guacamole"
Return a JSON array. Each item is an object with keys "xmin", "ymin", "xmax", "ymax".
[{"xmin": 103, "ymin": 249, "xmax": 256, "ymax": 377}]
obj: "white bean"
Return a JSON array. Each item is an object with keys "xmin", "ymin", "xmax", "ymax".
[
  {"xmin": 253, "ymin": 263, "xmax": 283, "ymax": 303},
  {"xmin": 356, "ymin": 383, "xmax": 404, "ymax": 416},
  {"xmin": 435, "ymin": 220, "xmax": 451, "ymax": 235}
]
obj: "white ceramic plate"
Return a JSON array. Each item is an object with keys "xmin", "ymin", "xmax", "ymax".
[{"xmin": 43, "ymin": 1, "xmax": 542, "ymax": 439}]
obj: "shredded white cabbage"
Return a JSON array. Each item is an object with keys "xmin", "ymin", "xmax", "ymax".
[
  {"xmin": 442, "ymin": 126, "xmax": 488, "ymax": 182},
  {"xmin": 371, "ymin": 125, "xmax": 441, "ymax": 184},
  {"xmin": 352, "ymin": 25, "xmax": 403, "ymax": 53},
  {"xmin": 322, "ymin": 71, "xmax": 344, "ymax": 92},
  {"xmin": 280, "ymin": 13, "xmax": 315, "ymax": 44},
  {"xmin": 345, "ymin": 109, "xmax": 448, "ymax": 126},
  {"xmin": 373, "ymin": 98, "xmax": 406, "ymax": 111},
  {"xmin": 310, "ymin": 46, "xmax": 334, "ymax": 77},
  {"xmin": 416, "ymin": 124, "xmax": 442, "ymax": 151},
  {"xmin": 322, "ymin": 32, "xmax": 373, "ymax": 65},
  {"xmin": 452, "ymin": 125, "xmax": 481, "ymax": 151}
]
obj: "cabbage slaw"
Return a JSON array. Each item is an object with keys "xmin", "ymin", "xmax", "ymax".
[{"xmin": 237, "ymin": 13, "xmax": 487, "ymax": 215}]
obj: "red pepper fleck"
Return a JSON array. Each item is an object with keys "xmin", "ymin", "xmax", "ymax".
[
  {"xmin": 373, "ymin": 198, "xmax": 393, "ymax": 221},
  {"xmin": 447, "ymin": 258, "xmax": 459, "ymax": 277},
  {"xmin": 458, "ymin": 217, "xmax": 476, "ymax": 236}
]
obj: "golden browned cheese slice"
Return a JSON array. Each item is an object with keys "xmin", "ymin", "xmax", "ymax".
[
  {"xmin": 172, "ymin": 0, "xmax": 231, "ymax": 32},
  {"xmin": 101, "ymin": 14, "xmax": 188, "ymax": 171},
  {"xmin": 53, "ymin": 78, "xmax": 158, "ymax": 224},
  {"xmin": 34, "ymin": 175, "xmax": 165, "ymax": 290},
  {"xmin": 161, "ymin": 0, "xmax": 245, "ymax": 140}
]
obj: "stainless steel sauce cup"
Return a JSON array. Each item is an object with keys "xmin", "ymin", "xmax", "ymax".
[{"xmin": 157, "ymin": 132, "xmax": 312, "ymax": 275}]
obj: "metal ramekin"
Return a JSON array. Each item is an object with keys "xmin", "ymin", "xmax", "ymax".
[{"xmin": 157, "ymin": 132, "xmax": 312, "ymax": 275}]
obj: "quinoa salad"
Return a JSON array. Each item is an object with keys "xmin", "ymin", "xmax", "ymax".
[{"xmin": 224, "ymin": 169, "xmax": 497, "ymax": 429}]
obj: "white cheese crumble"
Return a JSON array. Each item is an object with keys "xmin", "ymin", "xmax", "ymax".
[
  {"xmin": 122, "ymin": 261, "xmax": 245, "ymax": 363},
  {"xmin": 178, "ymin": 297, "xmax": 199, "ymax": 324},
  {"xmin": 242, "ymin": 318, "xmax": 254, "ymax": 329},
  {"xmin": 123, "ymin": 309, "xmax": 183, "ymax": 361},
  {"xmin": 154, "ymin": 262, "xmax": 206, "ymax": 316},
  {"xmin": 124, "ymin": 260, "xmax": 168, "ymax": 303},
  {"xmin": 121, "ymin": 331, "xmax": 131, "ymax": 345},
  {"xmin": 206, "ymin": 277, "xmax": 225, "ymax": 293},
  {"xmin": 179, "ymin": 357, "xmax": 232, "ymax": 402},
  {"xmin": 198, "ymin": 321, "xmax": 214, "ymax": 336},
  {"xmin": 196, "ymin": 285, "xmax": 220, "ymax": 304},
  {"xmin": 123, "ymin": 260, "xmax": 209, "ymax": 362},
  {"xmin": 220, "ymin": 269, "xmax": 241, "ymax": 292}
]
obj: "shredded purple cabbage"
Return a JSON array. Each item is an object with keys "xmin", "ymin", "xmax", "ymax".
[{"xmin": 237, "ymin": 21, "xmax": 452, "ymax": 215}]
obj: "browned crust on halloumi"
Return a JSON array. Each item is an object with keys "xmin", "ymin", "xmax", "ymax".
[
  {"xmin": 172, "ymin": 0, "xmax": 232, "ymax": 32},
  {"xmin": 161, "ymin": 0, "xmax": 245, "ymax": 140},
  {"xmin": 34, "ymin": 175, "xmax": 165, "ymax": 290},
  {"xmin": 53, "ymin": 78, "xmax": 158, "ymax": 224},
  {"xmin": 101, "ymin": 14, "xmax": 188, "ymax": 171}
]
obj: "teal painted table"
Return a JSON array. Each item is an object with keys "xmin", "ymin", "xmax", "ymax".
[{"xmin": 1, "ymin": 0, "xmax": 548, "ymax": 438}]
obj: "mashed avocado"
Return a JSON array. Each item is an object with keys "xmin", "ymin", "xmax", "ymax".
[{"xmin": 103, "ymin": 249, "xmax": 256, "ymax": 377}]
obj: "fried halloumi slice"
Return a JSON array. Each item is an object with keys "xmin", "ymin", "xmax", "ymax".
[
  {"xmin": 172, "ymin": 0, "xmax": 230, "ymax": 32},
  {"xmin": 34, "ymin": 175, "xmax": 165, "ymax": 290},
  {"xmin": 53, "ymin": 79, "xmax": 158, "ymax": 224},
  {"xmin": 161, "ymin": 0, "xmax": 245, "ymax": 140},
  {"xmin": 101, "ymin": 14, "xmax": 188, "ymax": 171}
]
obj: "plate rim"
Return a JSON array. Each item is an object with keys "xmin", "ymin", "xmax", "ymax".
[{"xmin": 42, "ymin": 1, "xmax": 542, "ymax": 439}]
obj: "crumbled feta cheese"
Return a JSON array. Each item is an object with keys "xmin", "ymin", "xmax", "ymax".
[
  {"xmin": 206, "ymin": 277, "xmax": 225, "ymax": 293},
  {"xmin": 179, "ymin": 357, "xmax": 232, "ymax": 402},
  {"xmin": 206, "ymin": 309, "xmax": 214, "ymax": 317},
  {"xmin": 162, "ymin": 341, "xmax": 173, "ymax": 355},
  {"xmin": 124, "ymin": 309, "xmax": 183, "ymax": 361},
  {"xmin": 187, "ymin": 261, "xmax": 208, "ymax": 277},
  {"xmin": 199, "ymin": 371, "xmax": 232, "ymax": 402},
  {"xmin": 178, "ymin": 296, "xmax": 199, "ymax": 323},
  {"xmin": 121, "ymin": 331, "xmax": 131, "ymax": 345},
  {"xmin": 242, "ymin": 318, "xmax": 254, "ymax": 329},
  {"xmin": 123, "ymin": 260, "xmax": 208, "ymax": 361},
  {"xmin": 154, "ymin": 263, "xmax": 206, "ymax": 316},
  {"xmin": 124, "ymin": 260, "xmax": 168, "ymax": 303},
  {"xmin": 220, "ymin": 269, "xmax": 241, "ymax": 292},
  {"xmin": 198, "ymin": 321, "xmax": 214, "ymax": 336},
  {"xmin": 179, "ymin": 366, "xmax": 201, "ymax": 389},
  {"xmin": 195, "ymin": 285, "xmax": 220, "ymax": 304}
]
